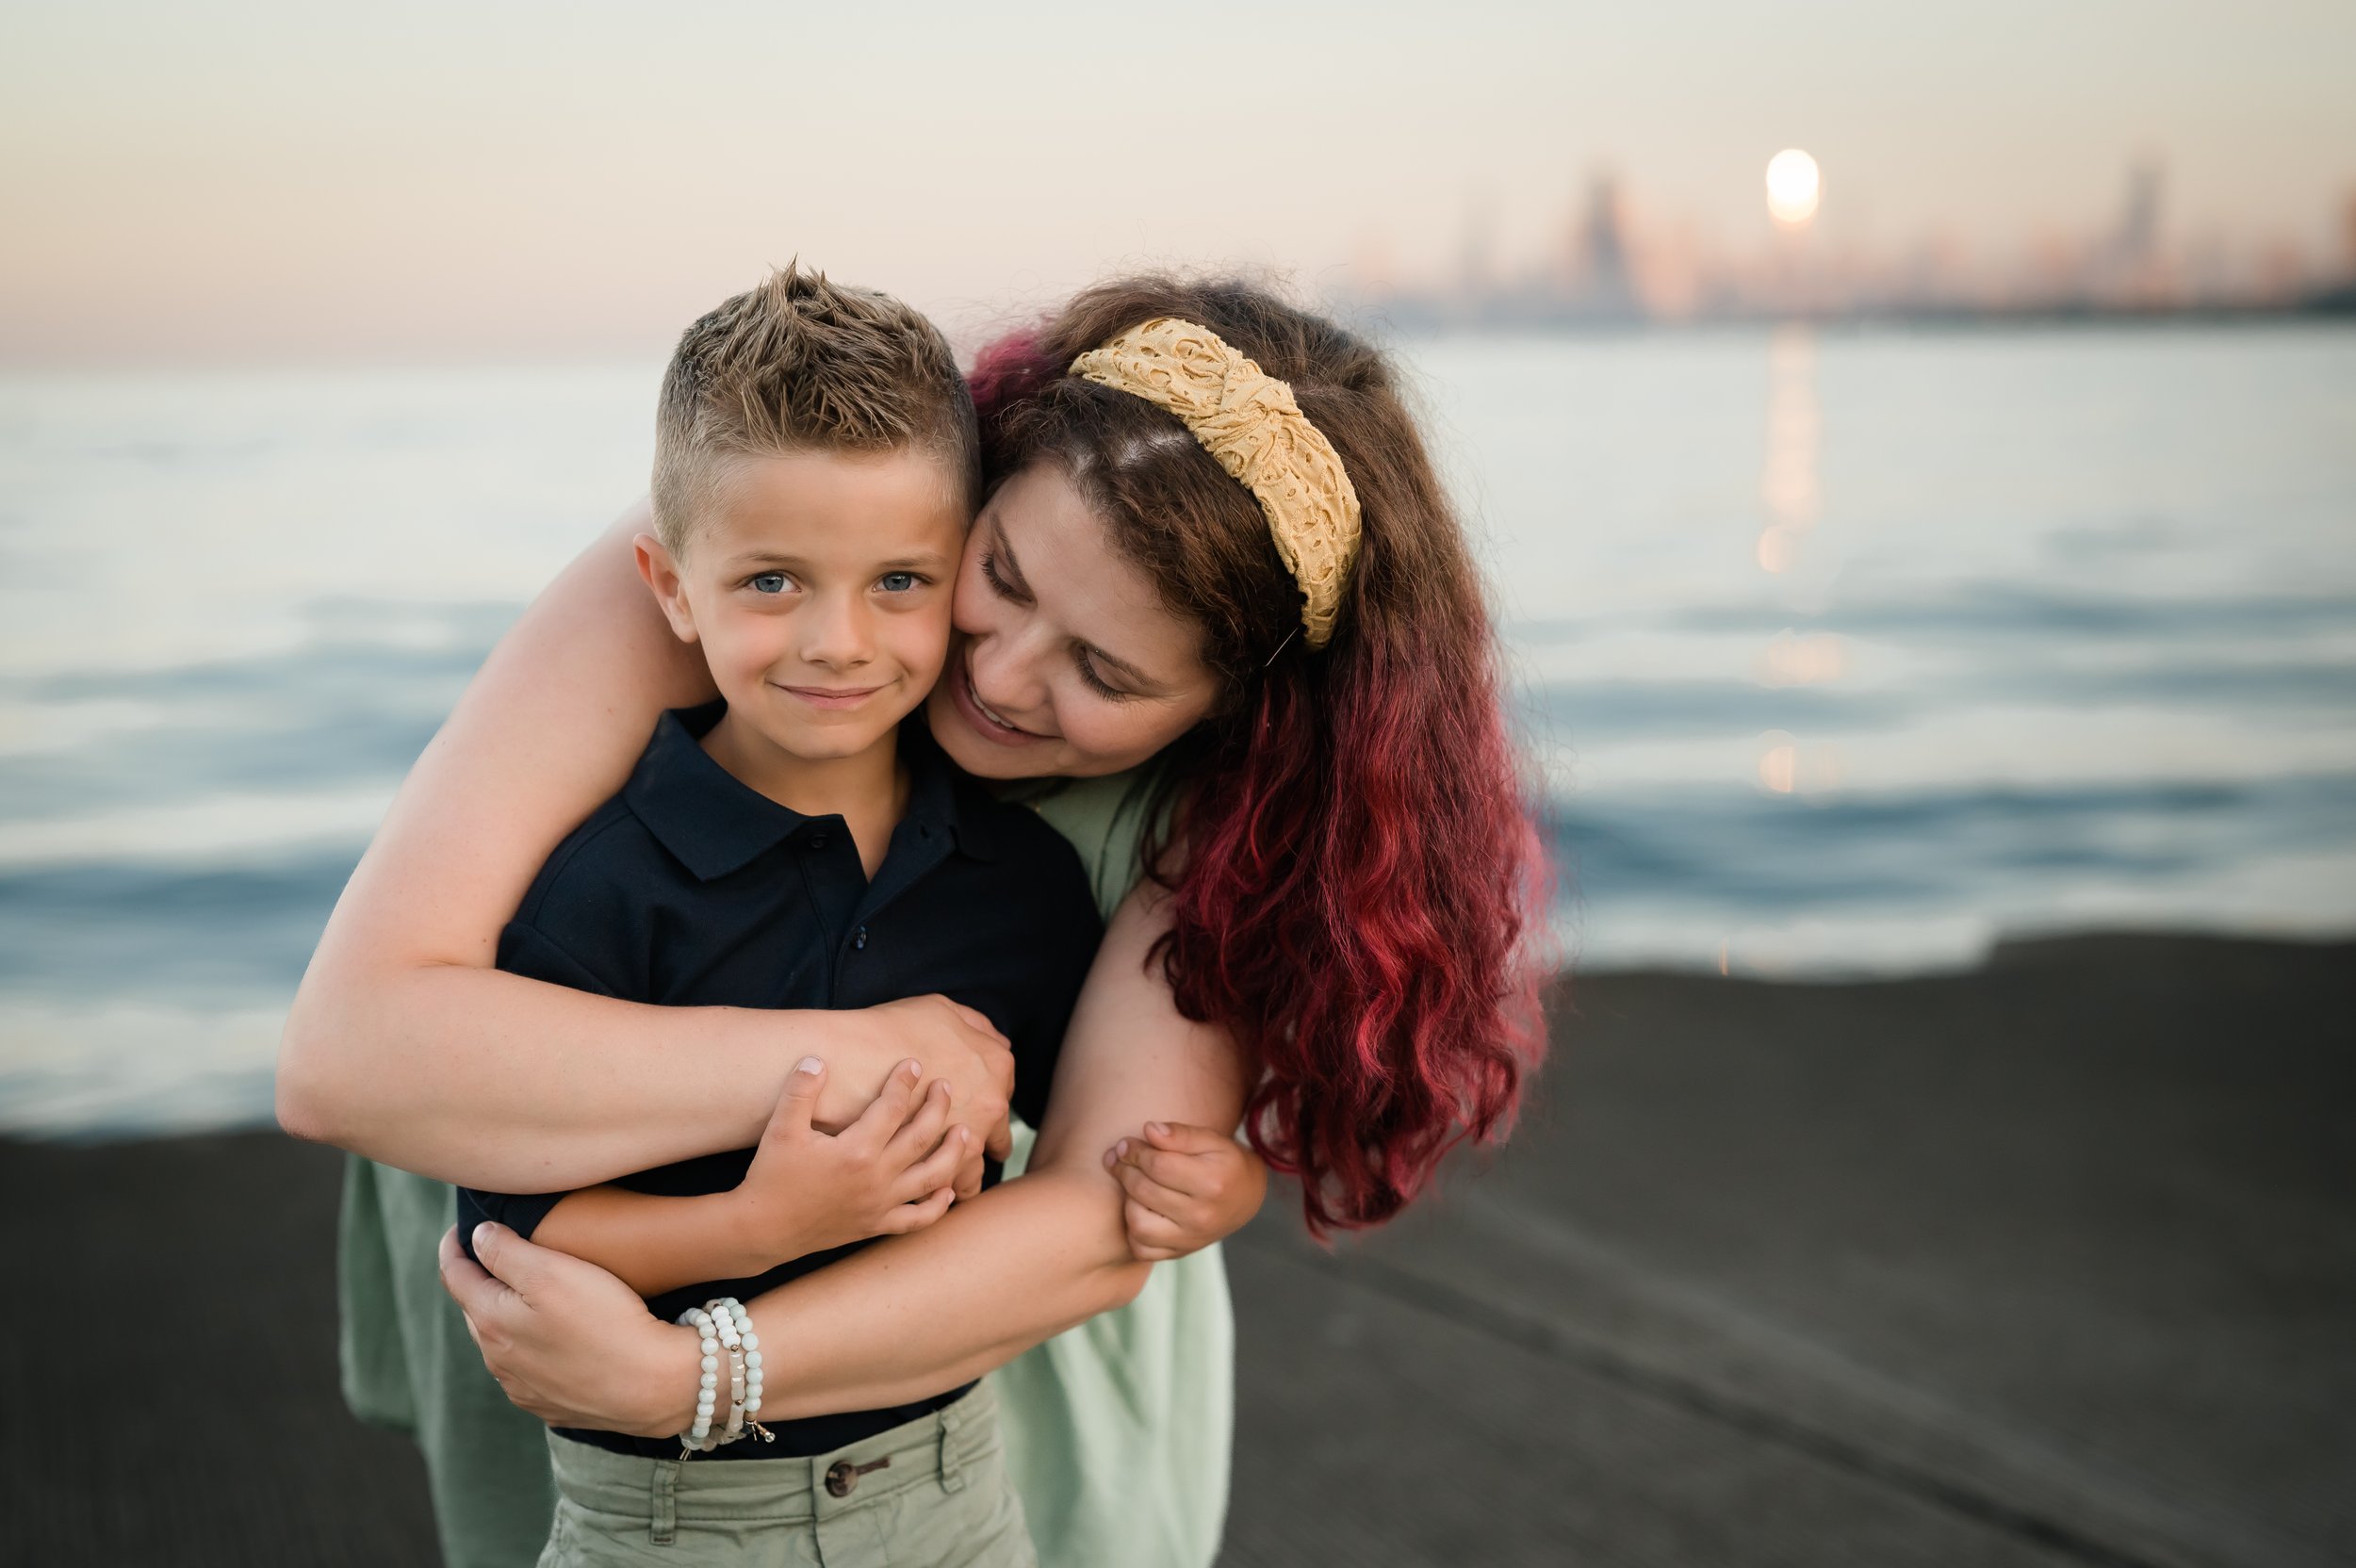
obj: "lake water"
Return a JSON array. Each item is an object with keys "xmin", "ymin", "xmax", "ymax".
[{"xmin": 4, "ymin": 324, "xmax": 2352, "ymax": 1135}]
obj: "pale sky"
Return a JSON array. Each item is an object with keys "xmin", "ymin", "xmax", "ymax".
[{"xmin": 4, "ymin": 0, "xmax": 2352, "ymax": 362}]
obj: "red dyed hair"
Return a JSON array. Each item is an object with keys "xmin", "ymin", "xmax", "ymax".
[{"xmin": 975, "ymin": 279, "xmax": 1551, "ymax": 1234}]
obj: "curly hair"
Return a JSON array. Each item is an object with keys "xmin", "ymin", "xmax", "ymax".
[{"xmin": 973, "ymin": 277, "xmax": 1552, "ymax": 1234}]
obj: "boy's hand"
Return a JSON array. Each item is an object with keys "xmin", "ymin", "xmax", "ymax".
[
  {"xmin": 1104, "ymin": 1122, "xmax": 1268, "ymax": 1263},
  {"xmin": 726, "ymin": 1056, "xmax": 965, "ymax": 1271}
]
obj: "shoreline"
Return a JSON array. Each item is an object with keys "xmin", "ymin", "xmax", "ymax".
[
  {"xmin": 10, "ymin": 927, "xmax": 2354, "ymax": 1150},
  {"xmin": 6, "ymin": 927, "xmax": 2351, "ymax": 1565}
]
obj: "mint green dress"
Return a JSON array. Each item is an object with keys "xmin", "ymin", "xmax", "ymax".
[{"xmin": 335, "ymin": 765, "xmax": 1234, "ymax": 1568}]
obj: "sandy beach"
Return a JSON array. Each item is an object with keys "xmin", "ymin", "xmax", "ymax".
[{"xmin": 6, "ymin": 931, "xmax": 2350, "ymax": 1567}]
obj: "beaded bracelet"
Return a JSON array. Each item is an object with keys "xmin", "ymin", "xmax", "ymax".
[
  {"xmin": 675, "ymin": 1305, "xmax": 727, "ymax": 1454},
  {"xmin": 675, "ymin": 1298, "xmax": 773, "ymax": 1454},
  {"xmin": 714, "ymin": 1298, "xmax": 774, "ymax": 1443},
  {"xmin": 711, "ymin": 1298, "xmax": 747, "ymax": 1444},
  {"xmin": 724, "ymin": 1299, "xmax": 770, "ymax": 1436}
]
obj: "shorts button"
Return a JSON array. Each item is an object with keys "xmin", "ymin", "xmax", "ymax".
[{"xmin": 825, "ymin": 1460, "xmax": 858, "ymax": 1497}]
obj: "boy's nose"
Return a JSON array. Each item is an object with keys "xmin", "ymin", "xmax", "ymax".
[{"xmin": 797, "ymin": 596, "xmax": 874, "ymax": 670}]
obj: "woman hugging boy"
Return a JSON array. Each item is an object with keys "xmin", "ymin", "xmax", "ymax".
[{"xmin": 283, "ymin": 266, "xmax": 1546, "ymax": 1568}]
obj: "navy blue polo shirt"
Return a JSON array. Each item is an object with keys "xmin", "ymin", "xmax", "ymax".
[{"xmin": 455, "ymin": 700, "xmax": 1101, "ymax": 1460}]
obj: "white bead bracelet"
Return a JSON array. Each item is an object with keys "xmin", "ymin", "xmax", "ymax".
[
  {"xmin": 727, "ymin": 1298, "xmax": 770, "ymax": 1439},
  {"xmin": 712, "ymin": 1297, "xmax": 745, "ymax": 1445},
  {"xmin": 674, "ymin": 1297, "xmax": 772, "ymax": 1453},
  {"xmin": 675, "ymin": 1305, "xmax": 726, "ymax": 1454}
]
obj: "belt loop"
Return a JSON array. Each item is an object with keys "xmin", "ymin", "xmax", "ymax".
[
  {"xmin": 938, "ymin": 1408, "xmax": 967, "ymax": 1494},
  {"xmin": 649, "ymin": 1458, "xmax": 680, "ymax": 1545}
]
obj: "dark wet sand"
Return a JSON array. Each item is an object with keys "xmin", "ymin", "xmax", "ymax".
[{"xmin": 5, "ymin": 933, "xmax": 2350, "ymax": 1567}]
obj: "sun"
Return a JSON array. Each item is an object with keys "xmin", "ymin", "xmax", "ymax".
[{"xmin": 1766, "ymin": 149, "xmax": 1822, "ymax": 227}]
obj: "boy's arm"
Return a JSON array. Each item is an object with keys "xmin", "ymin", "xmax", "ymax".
[
  {"xmin": 528, "ymin": 1187, "xmax": 761, "ymax": 1299},
  {"xmin": 496, "ymin": 1057, "xmax": 969, "ymax": 1299}
]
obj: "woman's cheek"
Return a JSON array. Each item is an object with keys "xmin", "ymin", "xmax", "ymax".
[{"xmin": 1065, "ymin": 692, "xmax": 1186, "ymax": 776}]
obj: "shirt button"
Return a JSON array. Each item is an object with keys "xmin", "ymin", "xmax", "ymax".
[
  {"xmin": 854, "ymin": 926, "xmax": 869, "ymax": 951},
  {"xmin": 808, "ymin": 832, "xmax": 829, "ymax": 850}
]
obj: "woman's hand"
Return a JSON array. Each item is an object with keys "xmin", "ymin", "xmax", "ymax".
[
  {"xmin": 724, "ymin": 1056, "xmax": 965, "ymax": 1269},
  {"xmin": 1104, "ymin": 1121, "xmax": 1268, "ymax": 1262},
  {"xmin": 437, "ymin": 1223, "xmax": 700, "ymax": 1439},
  {"xmin": 831, "ymin": 995, "xmax": 1015, "ymax": 1189}
]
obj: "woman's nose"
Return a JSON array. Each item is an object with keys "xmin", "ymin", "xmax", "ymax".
[{"xmin": 967, "ymin": 623, "xmax": 1050, "ymax": 717}]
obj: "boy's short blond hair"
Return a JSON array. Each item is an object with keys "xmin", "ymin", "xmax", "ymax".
[{"xmin": 651, "ymin": 264, "xmax": 978, "ymax": 554}]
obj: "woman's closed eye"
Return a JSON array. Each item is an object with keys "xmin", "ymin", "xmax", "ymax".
[
  {"xmin": 1073, "ymin": 647, "xmax": 1135, "ymax": 701},
  {"xmin": 979, "ymin": 549, "xmax": 1029, "ymax": 605}
]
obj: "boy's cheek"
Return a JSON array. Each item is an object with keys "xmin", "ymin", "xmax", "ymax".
[
  {"xmin": 897, "ymin": 604, "xmax": 958, "ymax": 689},
  {"xmin": 709, "ymin": 613, "xmax": 789, "ymax": 674}
]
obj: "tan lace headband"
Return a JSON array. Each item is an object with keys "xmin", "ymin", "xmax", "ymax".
[{"xmin": 1071, "ymin": 318, "xmax": 1362, "ymax": 649}]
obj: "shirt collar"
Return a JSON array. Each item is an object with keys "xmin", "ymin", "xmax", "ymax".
[{"xmin": 624, "ymin": 702, "xmax": 991, "ymax": 883}]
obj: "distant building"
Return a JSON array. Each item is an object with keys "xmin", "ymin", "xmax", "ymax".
[
  {"xmin": 1345, "ymin": 157, "xmax": 2337, "ymax": 330},
  {"xmin": 2093, "ymin": 159, "xmax": 2168, "ymax": 304},
  {"xmin": 1564, "ymin": 176, "xmax": 1641, "ymax": 319}
]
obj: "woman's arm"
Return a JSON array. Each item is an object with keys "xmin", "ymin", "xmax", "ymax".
[
  {"xmin": 443, "ymin": 883, "xmax": 1252, "ymax": 1435},
  {"xmin": 275, "ymin": 504, "xmax": 1013, "ymax": 1191}
]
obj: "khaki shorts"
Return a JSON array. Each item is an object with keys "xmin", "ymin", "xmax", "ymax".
[{"xmin": 538, "ymin": 1383, "xmax": 1035, "ymax": 1568}]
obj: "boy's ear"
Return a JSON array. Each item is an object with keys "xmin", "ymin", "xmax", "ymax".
[{"xmin": 633, "ymin": 532, "xmax": 701, "ymax": 645}]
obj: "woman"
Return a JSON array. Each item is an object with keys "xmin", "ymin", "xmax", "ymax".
[{"xmin": 279, "ymin": 276, "xmax": 1547, "ymax": 1568}]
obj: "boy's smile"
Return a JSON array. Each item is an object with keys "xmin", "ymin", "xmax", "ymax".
[
  {"xmin": 636, "ymin": 447, "xmax": 967, "ymax": 828},
  {"xmin": 776, "ymin": 680, "xmax": 889, "ymax": 709}
]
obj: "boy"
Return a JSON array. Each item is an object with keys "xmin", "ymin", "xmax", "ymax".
[{"xmin": 457, "ymin": 266, "xmax": 1099, "ymax": 1566}]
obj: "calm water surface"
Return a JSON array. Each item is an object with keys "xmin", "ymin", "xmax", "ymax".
[{"xmin": 3, "ymin": 325, "xmax": 2352, "ymax": 1134}]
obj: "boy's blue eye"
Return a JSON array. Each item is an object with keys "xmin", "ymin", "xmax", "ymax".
[
  {"xmin": 878, "ymin": 572, "xmax": 918, "ymax": 594},
  {"xmin": 748, "ymin": 572, "xmax": 791, "ymax": 595}
]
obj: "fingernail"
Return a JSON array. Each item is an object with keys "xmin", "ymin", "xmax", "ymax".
[
  {"xmin": 796, "ymin": 1055, "xmax": 824, "ymax": 1075},
  {"xmin": 902, "ymin": 1059, "xmax": 922, "ymax": 1081},
  {"xmin": 1115, "ymin": 1139, "xmax": 1130, "ymax": 1159},
  {"xmin": 1103, "ymin": 1146, "xmax": 1116, "ymax": 1168},
  {"xmin": 954, "ymin": 1125, "xmax": 969, "ymax": 1145},
  {"xmin": 1147, "ymin": 1121, "xmax": 1169, "ymax": 1137},
  {"xmin": 472, "ymin": 1222, "xmax": 495, "ymax": 1251}
]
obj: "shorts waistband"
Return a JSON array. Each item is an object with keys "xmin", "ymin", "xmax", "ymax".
[{"xmin": 546, "ymin": 1381, "xmax": 998, "ymax": 1538}]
